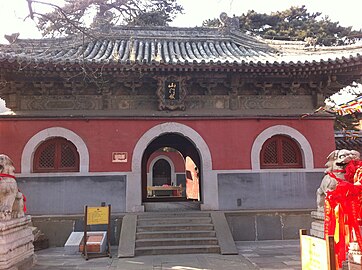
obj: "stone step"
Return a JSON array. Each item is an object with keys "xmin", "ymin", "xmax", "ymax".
[
  {"xmin": 137, "ymin": 223, "xmax": 214, "ymax": 232},
  {"xmin": 143, "ymin": 202, "xmax": 201, "ymax": 212},
  {"xmin": 135, "ymin": 237, "xmax": 218, "ymax": 248},
  {"xmin": 311, "ymin": 221, "xmax": 324, "ymax": 231},
  {"xmin": 310, "ymin": 229, "xmax": 324, "ymax": 239},
  {"xmin": 138, "ymin": 211, "xmax": 210, "ymax": 219},
  {"xmin": 135, "ymin": 245, "xmax": 221, "ymax": 256},
  {"xmin": 137, "ymin": 217, "xmax": 212, "ymax": 226},
  {"xmin": 118, "ymin": 212, "xmax": 238, "ymax": 257},
  {"xmin": 311, "ymin": 210, "xmax": 324, "ymax": 220},
  {"xmin": 136, "ymin": 230, "xmax": 216, "ymax": 239}
]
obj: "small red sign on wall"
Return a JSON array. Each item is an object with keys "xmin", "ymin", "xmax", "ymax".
[{"xmin": 112, "ymin": 152, "xmax": 127, "ymax": 163}]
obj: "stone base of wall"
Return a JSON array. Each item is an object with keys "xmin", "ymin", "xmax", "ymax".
[
  {"xmin": 31, "ymin": 210, "xmax": 313, "ymax": 247},
  {"xmin": 0, "ymin": 216, "xmax": 35, "ymax": 270},
  {"xmin": 32, "ymin": 215, "xmax": 123, "ymax": 247},
  {"xmin": 225, "ymin": 209, "xmax": 313, "ymax": 241},
  {"xmin": 18, "ymin": 176, "xmax": 127, "ymax": 215},
  {"xmin": 218, "ymin": 172, "xmax": 322, "ymax": 210}
]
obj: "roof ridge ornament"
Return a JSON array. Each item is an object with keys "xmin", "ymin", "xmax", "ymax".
[
  {"xmin": 304, "ymin": 37, "xmax": 318, "ymax": 51},
  {"xmin": 4, "ymin": 33, "xmax": 20, "ymax": 44},
  {"xmin": 219, "ymin": 12, "xmax": 239, "ymax": 31}
]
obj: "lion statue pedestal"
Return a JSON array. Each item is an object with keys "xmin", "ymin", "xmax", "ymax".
[
  {"xmin": 0, "ymin": 216, "xmax": 35, "ymax": 269},
  {"xmin": 0, "ymin": 154, "xmax": 35, "ymax": 269}
]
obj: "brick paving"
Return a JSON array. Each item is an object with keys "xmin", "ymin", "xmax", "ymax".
[{"xmin": 32, "ymin": 240, "xmax": 301, "ymax": 270}]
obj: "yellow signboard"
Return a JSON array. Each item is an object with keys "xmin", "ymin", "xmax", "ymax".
[
  {"xmin": 86, "ymin": 206, "xmax": 109, "ymax": 225},
  {"xmin": 301, "ymin": 235, "xmax": 328, "ymax": 270}
]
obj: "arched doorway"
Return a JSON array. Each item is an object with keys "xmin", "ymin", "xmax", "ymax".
[
  {"xmin": 142, "ymin": 133, "xmax": 201, "ymax": 202},
  {"xmin": 129, "ymin": 122, "xmax": 218, "ymax": 212}
]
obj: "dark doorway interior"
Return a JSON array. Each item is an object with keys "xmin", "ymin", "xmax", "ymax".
[
  {"xmin": 142, "ymin": 133, "xmax": 201, "ymax": 202},
  {"xmin": 152, "ymin": 158, "xmax": 171, "ymax": 186}
]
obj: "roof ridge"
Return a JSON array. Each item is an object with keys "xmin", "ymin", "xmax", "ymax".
[{"xmin": 2, "ymin": 25, "xmax": 269, "ymax": 49}]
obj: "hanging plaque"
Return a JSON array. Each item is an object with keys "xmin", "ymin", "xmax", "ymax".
[
  {"xmin": 112, "ymin": 152, "xmax": 128, "ymax": 163},
  {"xmin": 156, "ymin": 76, "xmax": 187, "ymax": 111}
]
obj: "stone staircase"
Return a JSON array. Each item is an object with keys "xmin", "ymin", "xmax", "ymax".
[
  {"xmin": 118, "ymin": 211, "xmax": 238, "ymax": 257},
  {"xmin": 135, "ymin": 212, "xmax": 219, "ymax": 256}
]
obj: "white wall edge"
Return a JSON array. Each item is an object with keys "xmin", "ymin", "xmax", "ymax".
[
  {"xmin": 16, "ymin": 171, "xmax": 131, "ymax": 178},
  {"xmin": 214, "ymin": 168, "xmax": 325, "ymax": 174}
]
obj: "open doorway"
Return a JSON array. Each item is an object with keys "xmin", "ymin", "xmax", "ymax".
[
  {"xmin": 152, "ymin": 158, "xmax": 172, "ymax": 186},
  {"xmin": 142, "ymin": 133, "xmax": 201, "ymax": 202}
]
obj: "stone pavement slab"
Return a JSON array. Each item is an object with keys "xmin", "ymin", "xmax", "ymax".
[
  {"xmin": 33, "ymin": 248, "xmax": 256, "ymax": 270},
  {"xmin": 236, "ymin": 240, "xmax": 301, "ymax": 270},
  {"xmin": 32, "ymin": 240, "xmax": 301, "ymax": 270}
]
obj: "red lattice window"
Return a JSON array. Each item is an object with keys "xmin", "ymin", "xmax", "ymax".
[
  {"xmin": 33, "ymin": 137, "xmax": 79, "ymax": 173},
  {"xmin": 260, "ymin": 135, "xmax": 303, "ymax": 169}
]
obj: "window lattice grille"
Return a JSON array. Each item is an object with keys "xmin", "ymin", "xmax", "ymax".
[
  {"xmin": 38, "ymin": 143, "xmax": 55, "ymax": 168},
  {"xmin": 60, "ymin": 143, "xmax": 77, "ymax": 168},
  {"xmin": 33, "ymin": 137, "xmax": 79, "ymax": 173},
  {"xmin": 282, "ymin": 140, "xmax": 298, "ymax": 164},
  {"xmin": 263, "ymin": 140, "xmax": 278, "ymax": 164},
  {"xmin": 260, "ymin": 135, "xmax": 303, "ymax": 169}
]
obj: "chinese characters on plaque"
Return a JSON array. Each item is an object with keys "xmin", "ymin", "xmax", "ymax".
[
  {"xmin": 112, "ymin": 152, "xmax": 127, "ymax": 163},
  {"xmin": 165, "ymin": 81, "xmax": 179, "ymax": 100}
]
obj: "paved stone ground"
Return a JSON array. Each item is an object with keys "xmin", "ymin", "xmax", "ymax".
[
  {"xmin": 32, "ymin": 240, "xmax": 301, "ymax": 270},
  {"xmin": 237, "ymin": 240, "xmax": 301, "ymax": 270}
]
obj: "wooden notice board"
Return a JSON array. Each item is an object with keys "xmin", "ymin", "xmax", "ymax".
[
  {"xmin": 83, "ymin": 205, "xmax": 112, "ymax": 260},
  {"xmin": 300, "ymin": 229, "xmax": 336, "ymax": 270}
]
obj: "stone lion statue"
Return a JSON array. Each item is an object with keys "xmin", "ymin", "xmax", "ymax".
[
  {"xmin": 316, "ymin": 149, "xmax": 361, "ymax": 210},
  {"xmin": 0, "ymin": 154, "xmax": 25, "ymax": 220}
]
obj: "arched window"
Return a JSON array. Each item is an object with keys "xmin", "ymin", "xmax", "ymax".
[
  {"xmin": 33, "ymin": 137, "xmax": 80, "ymax": 173},
  {"xmin": 260, "ymin": 135, "xmax": 303, "ymax": 169}
]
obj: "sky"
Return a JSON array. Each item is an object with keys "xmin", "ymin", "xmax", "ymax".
[
  {"xmin": 0, "ymin": 0, "xmax": 361, "ymax": 111},
  {"xmin": 0, "ymin": 0, "xmax": 361, "ymax": 43},
  {"xmin": 171, "ymin": 0, "xmax": 362, "ymax": 30}
]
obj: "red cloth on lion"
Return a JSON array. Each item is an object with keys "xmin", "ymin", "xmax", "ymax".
[{"xmin": 324, "ymin": 160, "xmax": 362, "ymax": 268}]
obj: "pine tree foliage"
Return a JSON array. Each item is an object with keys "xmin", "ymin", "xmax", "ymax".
[{"xmin": 203, "ymin": 5, "xmax": 362, "ymax": 46}]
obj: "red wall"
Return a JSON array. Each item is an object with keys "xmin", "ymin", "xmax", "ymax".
[{"xmin": 0, "ymin": 117, "xmax": 335, "ymax": 173}]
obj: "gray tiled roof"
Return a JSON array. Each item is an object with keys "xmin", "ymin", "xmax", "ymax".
[
  {"xmin": 336, "ymin": 137, "xmax": 362, "ymax": 154},
  {"xmin": 0, "ymin": 26, "xmax": 361, "ymax": 68}
]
